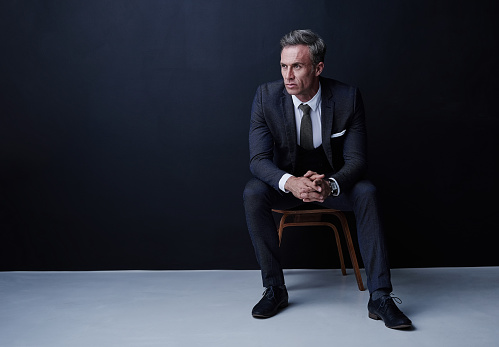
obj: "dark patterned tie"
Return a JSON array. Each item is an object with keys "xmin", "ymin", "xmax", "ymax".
[{"xmin": 298, "ymin": 103, "xmax": 314, "ymax": 150}]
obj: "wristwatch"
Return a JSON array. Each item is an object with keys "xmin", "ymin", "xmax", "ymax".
[{"xmin": 328, "ymin": 179, "xmax": 339, "ymax": 196}]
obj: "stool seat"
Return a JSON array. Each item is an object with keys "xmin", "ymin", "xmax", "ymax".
[{"xmin": 272, "ymin": 208, "xmax": 365, "ymax": 291}]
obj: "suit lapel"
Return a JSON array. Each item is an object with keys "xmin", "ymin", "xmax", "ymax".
[
  {"xmin": 321, "ymin": 80, "xmax": 335, "ymax": 167},
  {"xmin": 281, "ymin": 89, "xmax": 297, "ymax": 171}
]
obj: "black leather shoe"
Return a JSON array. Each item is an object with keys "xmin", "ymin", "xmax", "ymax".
[
  {"xmin": 368, "ymin": 294, "xmax": 412, "ymax": 329},
  {"xmin": 252, "ymin": 286, "xmax": 288, "ymax": 318}
]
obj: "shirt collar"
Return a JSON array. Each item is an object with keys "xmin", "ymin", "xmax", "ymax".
[{"xmin": 291, "ymin": 83, "xmax": 322, "ymax": 112}]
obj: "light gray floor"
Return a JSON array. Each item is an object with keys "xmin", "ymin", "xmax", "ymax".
[{"xmin": 1, "ymin": 267, "xmax": 498, "ymax": 347}]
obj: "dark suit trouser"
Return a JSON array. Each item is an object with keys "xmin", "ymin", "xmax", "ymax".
[{"xmin": 243, "ymin": 177, "xmax": 392, "ymax": 294}]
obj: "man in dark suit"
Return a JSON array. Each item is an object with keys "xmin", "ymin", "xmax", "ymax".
[{"xmin": 243, "ymin": 29, "xmax": 412, "ymax": 329}]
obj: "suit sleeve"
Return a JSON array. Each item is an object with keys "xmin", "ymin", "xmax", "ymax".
[
  {"xmin": 330, "ymin": 88, "xmax": 368, "ymax": 190},
  {"xmin": 248, "ymin": 85, "xmax": 288, "ymax": 191}
]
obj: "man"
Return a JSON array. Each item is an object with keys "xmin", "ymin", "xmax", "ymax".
[{"xmin": 243, "ymin": 29, "xmax": 412, "ymax": 329}]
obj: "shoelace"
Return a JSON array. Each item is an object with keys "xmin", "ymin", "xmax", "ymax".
[
  {"xmin": 380, "ymin": 293, "xmax": 402, "ymax": 308},
  {"xmin": 262, "ymin": 287, "xmax": 275, "ymax": 299}
]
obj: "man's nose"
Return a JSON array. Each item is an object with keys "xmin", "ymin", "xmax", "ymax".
[{"xmin": 285, "ymin": 68, "xmax": 294, "ymax": 80}]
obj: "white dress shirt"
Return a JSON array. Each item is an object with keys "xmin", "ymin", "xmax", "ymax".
[
  {"xmin": 278, "ymin": 83, "xmax": 341, "ymax": 196},
  {"xmin": 293, "ymin": 84, "xmax": 323, "ymax": 149}
]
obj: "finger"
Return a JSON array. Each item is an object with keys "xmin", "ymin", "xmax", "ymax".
[
  {"xmin": 312, "ymin": 178, "xmax": 321, "ymax": 186},
  {"xmin": 296, "ymin": 183, "xmax": 310, "ymax": 193},
  {"xmin": 311, "ymin": 178, "xmax": 327, "ymax": 192},
  {"xmin": 301, "ymin": 191, "xmax": 323, "ymax": 202},
  {"xmin": 303, "ymin": 170, "xmax": 318, "ymax": 178},
  {"xmin": 298, "ymin": 186, "xmax": 316, "ymax": 195},
  {"xmin": 303, "ymin": 180, "xmax": 320, "ymax": 191},
  {"xmin": 311, "ymin": 174, "xmax": 325, "ymax": 180},
  {"xmin": 308, "ymin": 175, "xmax": 325, "ymax": 183}
]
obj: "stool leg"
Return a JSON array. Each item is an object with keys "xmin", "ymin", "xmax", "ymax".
[
  {"xmin": 326, "ymin": 223, "xmax": 346, "ymax": 276},
  {"xmin": 277, "ymin": 213, "xmax": 288, "ymax": 246},
  {"xmin": 335, "ymin": 212, "xmax": 365, "ymax": 291}
]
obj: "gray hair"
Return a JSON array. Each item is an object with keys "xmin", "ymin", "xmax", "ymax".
[{"xmin": 280, "ymin": 29, "xmax": 326, "ymax": 66}]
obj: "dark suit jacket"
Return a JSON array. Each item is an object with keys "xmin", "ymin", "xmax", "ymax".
[{"xmin": 249, "ymin": 76, "xmax": 368, "ymax": 192}]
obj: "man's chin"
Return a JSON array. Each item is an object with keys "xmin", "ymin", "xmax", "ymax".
[{"xmin": 284, "ymin": 86, "xmax": 298, "ymax": 95}]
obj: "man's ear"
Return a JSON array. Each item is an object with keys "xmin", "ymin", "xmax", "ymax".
[{"xmin": 315, "ymin": 62, "xmax": 324, "ymax": 76}]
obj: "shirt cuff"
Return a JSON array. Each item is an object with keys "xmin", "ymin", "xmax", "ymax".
[
  {"xmin": 279, "ymin": 173, "xmax": 293, "ymax": 192},
  {"xmin": 328, "ymin": 178, "xmax": 341, "ymax": 196}
]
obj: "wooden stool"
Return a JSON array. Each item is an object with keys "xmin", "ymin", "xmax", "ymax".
[{"xmin": 272, "ymin": 208, "xmax": 366, "ymax": 291}]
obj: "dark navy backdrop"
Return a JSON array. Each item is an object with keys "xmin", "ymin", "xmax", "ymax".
[{"xmin": 1, "ymin": 1, "xmax": 497, "ymax": 270}]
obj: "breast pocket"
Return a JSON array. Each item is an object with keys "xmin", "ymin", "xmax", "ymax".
[{"xmin": 331, "ymin": 129, "xmax": 346, "ymax": 138}]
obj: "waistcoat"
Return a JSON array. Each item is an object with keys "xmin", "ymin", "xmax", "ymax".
[{"xmin": 294, "ymin": 145, "xmax": 334, "ymax": 177}]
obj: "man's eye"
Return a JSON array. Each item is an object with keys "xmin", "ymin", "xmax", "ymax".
[{"xmin": 294, "ymin": 65, "xmax": 302, "ymax": 69}]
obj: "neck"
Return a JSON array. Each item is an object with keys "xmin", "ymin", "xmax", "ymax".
[{"xmin": 296, "ymin": 80, "xmax": 320, "ymax": 103}]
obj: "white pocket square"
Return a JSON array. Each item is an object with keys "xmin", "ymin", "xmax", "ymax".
[{"xmin": 331, "ymin": 130, "xmax": 346, "ymax": 138}]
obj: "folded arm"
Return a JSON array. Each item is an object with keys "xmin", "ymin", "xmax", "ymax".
[
  {"xmin": 329, "ymin": 88, "xmax": 368, "ymax": 190},
  {"xmin": 248, "ymin": 85, "xmax": 288, "ymax": 190}
]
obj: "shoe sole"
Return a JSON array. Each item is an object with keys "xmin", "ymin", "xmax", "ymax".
[
  {"xmin": 252, "ymin": 302, "xmax": 288, "ymax": 319},
  {"xmin": 368, "ymin": 312, "xmax": 412, "ymax": 329}
]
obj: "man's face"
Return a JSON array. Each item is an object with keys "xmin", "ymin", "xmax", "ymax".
[{"xmin": 280, "ymin": 44, "xmax": 324, "ymax": 102}]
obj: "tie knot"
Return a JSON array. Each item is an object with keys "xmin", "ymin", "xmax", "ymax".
[{"xmin": 299, "ymin": 103, "xmax": 311, "ymax": 114}]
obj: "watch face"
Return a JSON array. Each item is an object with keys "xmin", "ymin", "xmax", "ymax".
[{"xmin": 329, "ymin": 180, "xmax": 338, "ymax": 194}]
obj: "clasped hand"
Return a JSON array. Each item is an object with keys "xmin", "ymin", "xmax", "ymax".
[{"xmin": 284, "ymin": 170, "xmax": 331, "ymax": 203}]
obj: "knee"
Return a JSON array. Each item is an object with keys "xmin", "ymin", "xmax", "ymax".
[
  {"xmin": 351, "ymin": 180, "xmax": 378, "ymax": 200},
  {"xmin": 243, "ymin": 178, "xmax": 272, "ymax": 204}
]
